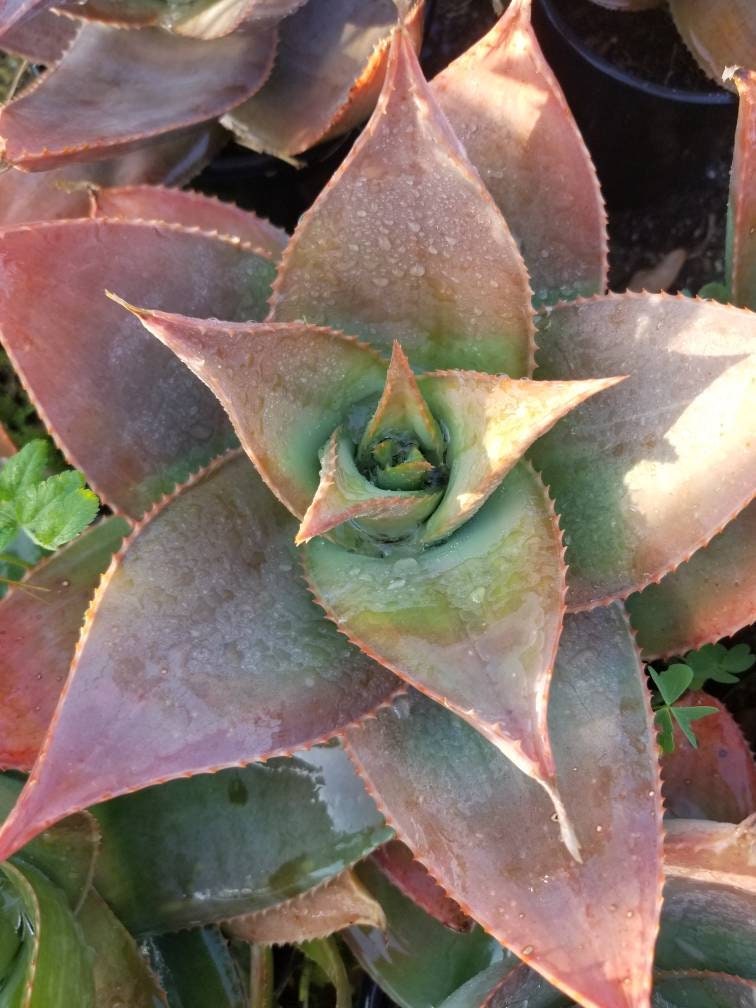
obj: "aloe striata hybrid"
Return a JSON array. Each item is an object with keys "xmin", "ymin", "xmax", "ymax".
[{"xmin": 0, "ymin": 3, "xmax": 753, "ymax": 1006}]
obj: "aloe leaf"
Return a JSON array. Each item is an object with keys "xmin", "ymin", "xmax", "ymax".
[
  {"xmin": 653, "ymin": 972, "xmax": 756, "ymax": 1008},
  {"xmin": 90, "ymin": 746, "xmax": 390, "ymax": 934},
  {"xmin": 418, "ymin": 371, "xmax": 622, "ymax": 544},
  {"xmin": 142, "ymin": 928, "xmax": 246, "ymax": 1008},
  {"xmin": 0, "ymin": 859, "xmax": 95, "ymax": 1006},
  {"xmin": 0, "ymin": 0, "xmax": 50, "ymax": 33},
  {"xmin": 345, "ymin": 605, "xmax": 663, "ymax": 1008},
  {"xmin": 727, "ymin": 68, "xmax": 756, "ymax": 309},
  {"xmin": 76, "ymin": 890, "xmax": 169, "ymax": 1007},
  {"xmin": 306, "ymin": 463, "xmax": 572, "ymax": 837},
  {"xmin": 432, "ymin": 0, "xmax": 608, "ymax": 305},
  {"xmin": 225, "ymin": 868, "xmax": 385, "ymax": 944},
  {"xmin": 224, "ymin": 0, "xmax": 422, "ymax": 158},
  {"xmin": 0, "ymin": 219, "xmax": 275, "ymax": 518},
  {"xmin": 0, "ymin": 22, "xmax": 275, "ymax": 170},
  {"xmin": 661, "ymin": 692, "xmax": 756, "ymax": 822},
  {"xmin": 531, "ymin": 293, "xmax": 756, "ymax": 609},
  {"xmin": 0, "ymin": 6, "xmax": 78, "ymax": 61},
  {"xmin": 656, "ymin": 876, "xmax": 756, "ymax": 978},
  {"xmin": 346, "ymin": 859, "xmax": 508, "ymax": 1008},
  {"xmin": 92, "ymin": 185, "xmax": 287, "ymax": 258},
  {"xmin": 0, "ymin": 427, "xmax": 14, "ymax": 460},
  {"xmin": 627, "ymin": 503, "xmax": 756, "ymax": 660},
  {"xmin": 441, "ymin": 962, "xmax": 570, "ymax": 1008},
  {"xmin": 297, "ymin": 428, "xmax": 441, "ymax": 545},
  {"xmin": 0, "ymin": 517, "xmax": 128, "ymax": 771},
  {"xmin": 0, "ymin": 455, "xmax": 399, "ymax": 861},
  {"xmin": 668, "ymin": 0, "xmax": 756, "ymax": 89},
  {"xmin": 116, "ymin": 305, "xmax": 387, "ymax": 519},
  {"xmin": 271, "ymin": 30, "xmax": 535, "ymax": 375},
  {"xmin": 371, "ymin": 840, "xmax": 471, "ymax": 934},
  {"xmin": 0, "ymin": 125, "xmax": 225, "ymax": 227},
  {"xmin": 664, "ymin": 818, "xmax": 756, "ymax": 885},
  {"xmin": 0, "ymin": 775, "xmax": 99, "ymax": 908},
  {"xmin": 61, "ymin": 0, "xmax": 304, "ymax": 32}
]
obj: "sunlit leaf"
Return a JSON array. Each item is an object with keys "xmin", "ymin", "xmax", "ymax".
[
  {"xmin": 271, "ymin": 30, "xmax": 534, "ymax": 374},
  {"xmin": 727, "ymin": 68, "xmax": 756, "ymax": 309},
  {"xmin": 669, "ymin": 0, "xmax": 756, "ymax": 89}
]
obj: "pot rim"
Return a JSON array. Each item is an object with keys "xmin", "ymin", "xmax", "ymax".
[{"xmin": 536, "ymin": 0, "xmax": 736, "ymax": 107}]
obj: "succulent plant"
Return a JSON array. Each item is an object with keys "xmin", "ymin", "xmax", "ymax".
[
  {"xmin": 0, "ymin": 2, "xmax": 754, "ymax": 1006},
  {"xmin": 0, "ymin": 0, "xmax": 423, "ymax": 173},
  {"xmin": 584, "ymin": 0, "xmax": 756, "ymax": 91}
]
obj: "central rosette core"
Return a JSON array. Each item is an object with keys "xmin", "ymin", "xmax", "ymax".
[{"xmin": 296, "ymin": 342, "xmax": 449, "ymax": 548}]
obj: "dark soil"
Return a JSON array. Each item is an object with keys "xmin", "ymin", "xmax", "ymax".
[{"xmin": 551, "ymin": 0, "xmax": 719, "ymax": 93}]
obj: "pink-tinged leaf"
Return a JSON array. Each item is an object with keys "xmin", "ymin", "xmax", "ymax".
[
  {"xmin": 224, "ymin": 0, "xmax": 422, "ymax": 158},
  {"xmin": 669, "ymin": 0, "xmax": 756, "ymax": 91},
  {"xmin": 0, "ymin": 6, "xmax": 78, "ymax": 62},
  {"xmin": 0, "ymin": 125, "xmax": 225, "ymax": 227},
  {"xmin": 530, "ymin": 293, "xmax": 756, "ymax": 610},
  {"xmin": 306, "ymin": 464, "xmax": 578, "ymax": 854},
  {"xmin": 663, "ymin": 818, "xmax": 756, "ymax": 888},
  {"xmin": 627, "ymin": 503, "xmax": 756, "ymax": 660},
  {"xmin": 296, "ymin": 428, "xmax": 441, "ymax": 545},
  {"xmin": 660, "ymin": 692, "xmax": 756, "ymax": 823},
  {"xmin": 271, "ymin": 30, "xmax": 535, "ymax": 375},
  {"xmin": 418, "ymin": 371, "xmax": 622, "ymax": 545},
  {"xmin": 345, "ymin": 605, "xmax": 663, "ymax": 1008},
  {"xmin": 117, "ymin": 305, "xmax": 387, "ymax": 519},
  {"xmin": 0, "ymin": 0, "xmax": 50, "ymax": 33},
  {"xmin": 456, "ymin": 964, "xmax": 570, "ymax": 1008},
  {"xmin": 60, "ymin": 0, "xmax": 305, "ymax": 31},
  {"xmin": 372, "ymin": 840, "xmax": 472, "ymax": 933},
  {"xmin": 0, "ymin": 21, "xmax": 275, "ymax": 170},
  {"xmin": 0, "ymin": 516, "xmax": 128, "ymax": 772},
  {"xmin": 0, "ymin": 424, "xmax": 15, "ymax": 458},
  {"xmin": 0, "ymin": 219, "xmax": 275, "ymax": 517},
  {"xmin": 653, "ymin": 973, "xmax": 756, "ymax": 1008},
  {"xmin": 728, "ymin": 68, "xmax": 756, "ymax": 310},
  {"xmin": 432, "ymin": 0, "xmax": 608, "ymax": 305},
  {"xmin": 224, "ymin": 869, "xmax": 386, "ymax": 944},
  {"xmin": 92, "ymin": 185, "xmax": 287, "ymax": 258},
  {"xmin": 0, "ymin": 452, "xmax": 400, "ymax": 861}
]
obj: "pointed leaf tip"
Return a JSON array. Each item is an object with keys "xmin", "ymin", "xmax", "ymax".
[{"xmin": 271, "ymin": 2, "xmax": 534, "ymax": 375}]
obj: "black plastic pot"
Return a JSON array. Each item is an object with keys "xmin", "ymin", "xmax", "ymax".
[{"xmin": 532, "ymin": 0, "xmax": 738, "ymax": 210}]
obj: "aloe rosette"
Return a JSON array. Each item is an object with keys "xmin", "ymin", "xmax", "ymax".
[{"xmin": 0, "ymin": 3, "xmax": 754, "ymax": 1006}]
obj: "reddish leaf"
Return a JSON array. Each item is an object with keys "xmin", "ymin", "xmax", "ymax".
[
  {"xmin": 0, "ymin": 0, "xmax": 51, "ymax": 33},
  {"xmin": 0, "ymin": 6, "xmax": 78, "ymax": 62},
  {"xmin": 0, "ymin": 516, "xmax": 128, "ymax": 772},
  {"xmin": 92, "ymin": 184, "xmax": 287, "ymax": 258},
  {"xmin": 432, "ymin": 0, "xmax": 607, "ymax": 304},
  {"xmin": 531, "ymin": 293, "xmax": 756, "ymax": 609},
  {"xmin": 271, "ymin": 30, "xmax": 535, "ymax": 375},
  {"xmin": 306, "ymin": 464, "xmax": 577, "ymax": 854},
  {"xmin": 62, "ymin": 0, "xmax": 305, "ymax": 32},
  {"xmin": 224, "ymin": 869, "xmax": 386, "ymax": 944},
  {"xmin": 345, "ymin": 605, "xmax": 663, "ymax": 1008},
  {"xmin": 0, "ymin": 453, "xmax": 400, "ymax": 861},
  {"xmin": 728, "ymin": 68, "xmax": 756, "ymax": 310},
  {"xmin": 661, "ymin": 692, "xmax": 756, "ymax": 823},
  {"xmin": 224, "ymin": 0, "xmax": 423, "ymax": 158},
  {"xmin": 418, "ymin": 370, "xmax": 622, "ymax": 545},
  {"xmin": 627, "ymin": 503, "xmax": 756, "ymax": 659},
  {"xmin": 0, "ymin": 424, "xmax": 15, "ymax": 458},
  {"xmin": 668, "ymin": 0, "xmax": 756, "ymax": 90},
  {"xmin": 0, "ymin": 21, "xmax": 275, "ymax": 170},
  {"xmin": 372, "ymin": 841, "xmax": 472, "ymax": 933},
  {"xmin": 0, "ymin": 126, "xmax": 225, "ymax": 227},
  {"xmin": 117, "ymin": 305, "xmax": 388, "ymax": 519},
  {"xmin": 663, "ymin": 818, "xmax": 756, "ymax": 887},
  {"xmin": 0, "ymin": 219, "xmax": 275, "ymax": 517}
]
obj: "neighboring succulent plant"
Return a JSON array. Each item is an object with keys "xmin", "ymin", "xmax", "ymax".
[
  {"xmin": 584, "ymin": 0, "xmax": 756, "ymax": 91},
  {"xmin": 0, "ymin": 0, "xmax": 423, "ymax": 172},
  {"xmin": 0, "ymin": 3, "xmax": 754, "ymax": 1007}
]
